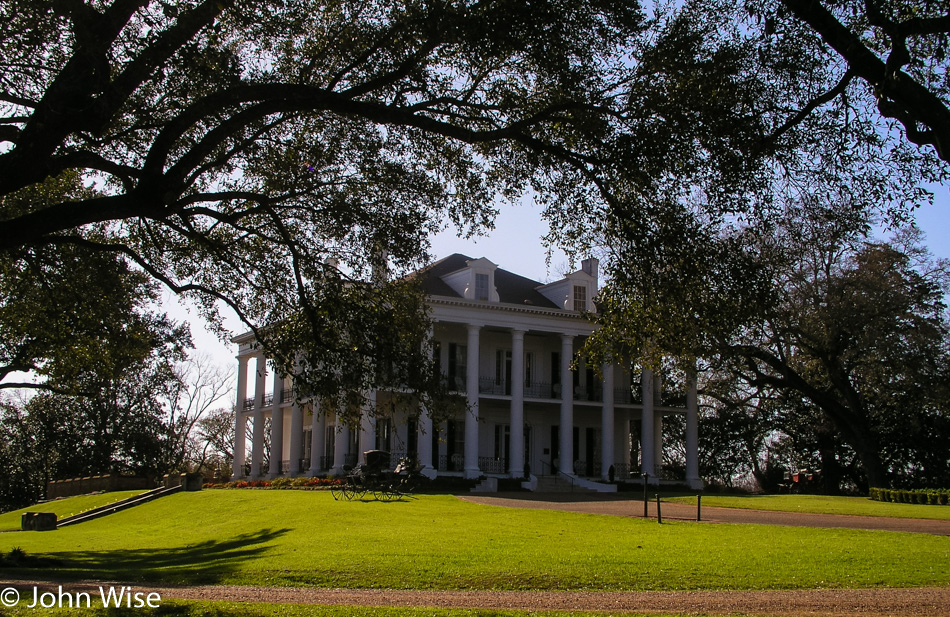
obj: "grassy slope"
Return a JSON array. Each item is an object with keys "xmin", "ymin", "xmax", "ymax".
[
  {"xmin": 0, "ymin": 491, "xmax": 947, "ymax": 592},
  {"xmin": 664, "ymin": 494, "xmax": 950, "ymax": 520},
  {"xmin": 0, "ymin": 491, "xmax": 148, "ymax": 532}
]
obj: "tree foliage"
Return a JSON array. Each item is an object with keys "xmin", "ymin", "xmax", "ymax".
[
  {"xmin": 771, "ymin": 0, "xmax": 950, "ymax": 162},
  {"xmin": 0, "ymin": 0, "xmax": 648, "ymax": 415},
  {"xmin": 694, "ymin": 224, "xmax": 950, "ymax": 490},
  {"xmin": 2, "ymin": 0, "xmax": 948, "ymax": 428},
  {"xmin": 0, "ymin": 350, "xmax": 235, "ymax": 512}
]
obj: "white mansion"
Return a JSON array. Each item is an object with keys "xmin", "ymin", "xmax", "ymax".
[{"xmin": 231, "ymin": 254, "xmax": 701, "ymax": 490}]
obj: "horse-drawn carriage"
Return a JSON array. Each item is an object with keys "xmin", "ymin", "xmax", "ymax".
[{"xmin": 330, "ymin": 450, "xmax": 420, "ymax": 501}]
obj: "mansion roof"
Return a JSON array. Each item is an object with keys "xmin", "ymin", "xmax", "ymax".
[{"xmin": 413, "ymin": 253, "xmax": 561, "ymax": 309}]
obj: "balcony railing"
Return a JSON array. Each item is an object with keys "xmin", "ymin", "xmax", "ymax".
[
  {"xmin": 523, "ymin": 381, "xmax": 555, "ymax": 399},
  {"xmin": 573, "ymin": 386, "xmax": 602, "ymax": 402},
  {"xmin": 243, "ymin": 397, "xmax": 254, "ymax": 409},
  {"xmin": 437, "ymin": 454, "xmax": 464, "ymax": 472},
  {"xmin": 440, "ymin": 375, "xmax": 467, "ymax": 391},
  {"xmin": 478, "ymin": 457, "xmax": 508, "ymax": 474},
  {"xmin": 612, "ymin": 462, "xmax": 633, "ymax": 478},
  {"xmin": 280, "ymin": 388, "xmax": 293, "ymax": 403},
  {"xmin": 433, "ymin": 373, "xmax": 684, "ymax": 407},
  {"xmin": 479, "ymin": 378, "xmax": 510, "ymax": 396},
  {"xmin": 614, "ymin": 387, "xmax": 639, "ymax": 404},
  {"xmin": 262, "ymin": 393, "xmax": 274, "ymax": 407}
]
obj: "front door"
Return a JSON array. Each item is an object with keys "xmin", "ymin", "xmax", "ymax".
[
  {"xmin": 585, "ymin": 427, "xmax": 596, "ymax": 476},
  {"xmin": 494, "ymin": 424, "xmax": 510, "ymax": 472},
  {"xmin": 523, "ymin": 425, "xmax": 532, "ymax": 477}
]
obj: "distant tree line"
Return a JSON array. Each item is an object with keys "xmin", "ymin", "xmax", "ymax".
[{"xmin": 653, "ymin": 225, "xmax": 950, "ymax": 493}]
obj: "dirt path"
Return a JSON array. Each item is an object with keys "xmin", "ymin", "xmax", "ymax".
[
  {"xmin": 459, "ymin": 493, "xmax": 950, "ymax": 535},
  {"xmin": 7, "ymin": 580, "xmax": 950, "ymax": 616}
]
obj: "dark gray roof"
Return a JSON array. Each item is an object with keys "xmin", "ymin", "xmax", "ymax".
[{"xmin": 413, "ymin": 253, "xmax": 560, "ymax": 309}]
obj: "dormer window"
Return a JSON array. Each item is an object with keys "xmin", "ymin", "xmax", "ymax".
[
  {"xmin": 440, "ymin": 257, "xmax": 499, "ymax": 302},
  {"xmin": 573, "ymin": 284, "xmax": 587, "ymax": 312},
  {"xmin": 475, "ymin": 273, "xmax": 490, "ymax": 301}
]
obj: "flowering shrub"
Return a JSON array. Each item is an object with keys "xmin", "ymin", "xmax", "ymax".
[{"xmin": 203, "ymin": 477, "xmax": 342, "ymax": 490}]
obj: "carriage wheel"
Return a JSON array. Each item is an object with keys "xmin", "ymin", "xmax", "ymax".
[{"xmin": 330, "ymin": 483, "xmax": 344, "ymax": 501}]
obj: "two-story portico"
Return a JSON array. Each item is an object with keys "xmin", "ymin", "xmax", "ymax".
[{"xmin": 231, "ymin": 254, "xmax": 702, "ymax": 490}]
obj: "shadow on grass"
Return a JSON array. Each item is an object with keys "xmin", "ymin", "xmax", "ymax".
[{"xmin": 23, "ymin": 528, "xmax": 292, "ymax": 585}]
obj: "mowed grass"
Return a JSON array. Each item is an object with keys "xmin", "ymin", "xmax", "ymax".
[
  {"xmin": 664, "ymin": 494, "xmax": 950, "ymax": 520},
  {"xmin": 0, "ymin": 491, "xmax": 947, "ymax": 592},
  {"xmin": 0, "ymin": 491, "xmax": 148, "ymax": 532}
]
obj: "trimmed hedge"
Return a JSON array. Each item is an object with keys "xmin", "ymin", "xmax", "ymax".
[
  {"xmin": 203, "ymin": 477, "xmax": 342, "ymax": 490},
  {"xmin": 869, "ymin": 487, "xmax": 950, "ymax": 505}
]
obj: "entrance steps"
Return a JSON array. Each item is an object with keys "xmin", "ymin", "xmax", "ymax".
[
  {"xmin": 533, "ymin": 475, "xmax": 597, "ymax": 494},
  {"xmin": 469, "ymin": 475, "xmax": 618, "ymax": 494}
]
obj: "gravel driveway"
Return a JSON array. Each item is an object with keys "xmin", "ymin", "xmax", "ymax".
[
  {"xmin": 7, "ymin": 581, "xmax": 950, "ymax": 616},
  {"xmin": 460, "ymin": 492, "xmax": 950, "ymax": 535}
]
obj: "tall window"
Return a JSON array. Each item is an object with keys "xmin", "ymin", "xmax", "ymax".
[
  {"xmin": 376, "ymin": 418, "xmax": 391, "ymax": 451},
  {"xmin": 495, "ymin": 349, "xmax": 512, "ymax": 395},
  {"xmin": 448, "ymin": 343, "xmax": 467, "ymax": 390},
  {"xmin": 573, "ymin": 284, "xmax": 587, "ymax": 312},
  {"xmin": 475, "ymin": 273, "xmax": 490, "ymax": 301},
  {"xmin": 432, "ymin": 341, "xmax": 442, "ymax": 379}
]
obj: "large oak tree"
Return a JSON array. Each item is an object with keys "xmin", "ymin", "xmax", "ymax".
[{"xmin": 2, "ymin": 0, "xmax": 947, "ymax": 426}]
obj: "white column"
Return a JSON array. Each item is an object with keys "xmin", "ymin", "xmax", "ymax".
[
  {"xmin": 268, "ymin": 372, "xmax": 284, "ymax": 478},
  {"xmin": 287, "ymin": 359, "xmax": 302, "ymax": 476},
  {"xmin": 359, "ymin": 391, "xmax": 377, "ymax": 462},
  {"xmin": 510, "ymin": 329, "xmax": 525, "ymax": 478},
  {"xmin": 640, "ymin": 366, "xmax": 655, "ymax": 483},
  {"xmin": 601, "ymin": 362, "xmax": 615, "ymax": 481},
  {"xmin": 232, "ymin": 355, "xmax": 249, "ymax": 478},
  {"xmin": 331, "ymin": 420, "xmax": 349, "ymax": 475},
  {"xmin": 653, "ymin": 372, "xmax": 663, "ymax": 477},
  {"xmin": 615, "ymin": 410, "xmax": 630, "ymax": 477},
  {"xmin": 288, "ymin": 402, "xmax": 302, "ymax": 476},
  {"xmin": 686, "ymin": 366, "xmax": 701, "ymax": 489},
  {"xmin": 309, "ymin": 399, "xmax": 325, "ymax": 475},
  {"xmin": 464, "ymin": 324, "xmax": 481, "ymax": 479},
  {"xmin": 417, "ymin": 405, "xmax": 436, "ymax": 478},
  {"xmin": 559, "ymin": 334, "xmax": 574, "ymax": 476},
  {"xmin": 250, "ymin": 354, "xmax": 267, "ymax": 478}
]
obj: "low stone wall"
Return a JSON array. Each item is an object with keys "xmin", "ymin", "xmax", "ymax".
[
  {"xmin": 163, "ymin": 473, "xmax": 204, "ymax": 491},
  {"xmin": 46, "ymin": 473, "xmax": 155, "ymax": 499},
  {"xmin": 21, "ymin": 511, "xmax": 57, "ymax": 531}
]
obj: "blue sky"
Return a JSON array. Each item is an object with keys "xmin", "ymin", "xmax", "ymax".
[{"xmin": 179, "ymin": 183, "xmax": 950, "ymax": 383}]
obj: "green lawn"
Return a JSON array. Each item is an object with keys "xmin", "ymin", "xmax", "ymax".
[
  {"xmin": 664, "ymin": 494, "xmax": 950, "ymax": 520},
  {"xmin": 0, "ymin": 491, "xmax": 148, "ymax": 532},
  {"xmin": 0, "ymin": 491, "xmax": 947, "ymax": 592}
]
